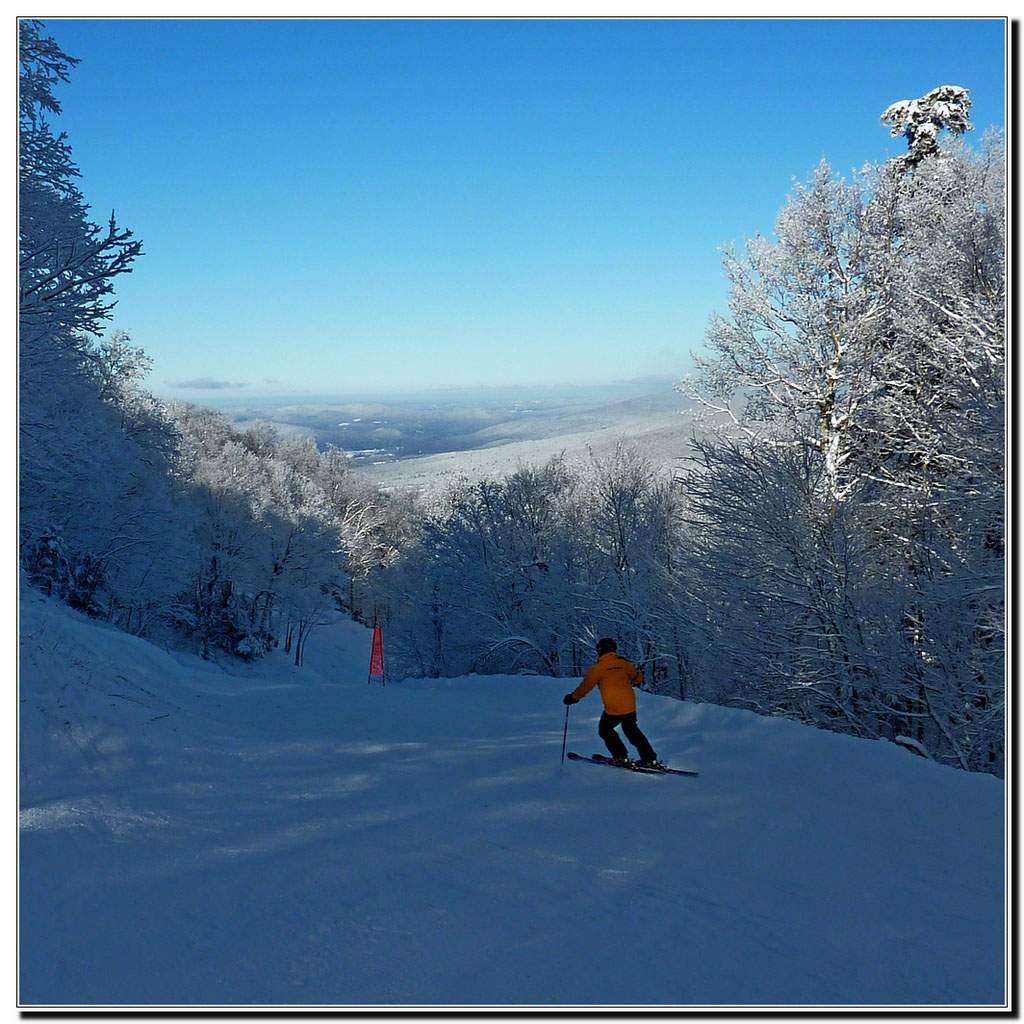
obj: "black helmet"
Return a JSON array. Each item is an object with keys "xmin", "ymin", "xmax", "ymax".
[{"xmin": 596, "ymin": 638, "xmax": 617, "ymax": 656}]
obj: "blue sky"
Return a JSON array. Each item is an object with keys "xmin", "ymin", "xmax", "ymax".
[{"xmin": 42, "ymin": 17, "xmax": 1006, "ymax": 400}]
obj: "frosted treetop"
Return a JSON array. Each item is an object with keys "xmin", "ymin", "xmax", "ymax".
[{"xmin": 880, "ymin": 84, "xmax": 973, "ymax": 165}]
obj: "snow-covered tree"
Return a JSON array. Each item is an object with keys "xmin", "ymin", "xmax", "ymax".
[
  {"xmin": 681, "ymin": 158, "xmax": 890, "ymax": 505},
  {"xmin": 380, "ymin": 451, "xmax": 695, "ymax": 694},
  {"xmin": 167, "ymin": 409, "xmax": 342, "ymax": 660},
  {"xmin": 18, "ymin": 21, "xmax": 407, "ymax": 670},
  {"xmin": 163, "ymin": 404, "xmax": 412, "ymax": 664},
  {"xmin": 575, "ymin": 444, "xmax": 692, "ymax": 694},
  {"xmin": 881, "ymin": 84, "xmax": 973, "ymax": 167},
  {"xmin": 19, "ymin": 20, "xmax": 142, "ymax": 390},
  {"xmin": 678, "ymin": 86, "xmax": 1004, "ymax": 773},
  {"xmin": 19, "ymin": 20, "xmax": 192, "ymax": 636}
]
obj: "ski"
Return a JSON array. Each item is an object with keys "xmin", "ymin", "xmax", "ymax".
[{"xmin": 567, "ymin": 751, "xmax": 699, "ymax": 776}]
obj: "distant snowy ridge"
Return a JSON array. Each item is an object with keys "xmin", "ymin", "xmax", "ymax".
[
  {"xmin": 359, "ymin": 407, "xmax": 699, "ymax": 496},
  {"xmin": 19, "ymin": 583, "xmax": 1006, "ymax": 1008},
  {"xmin": 222, "ymin": 385, "xmax": 700, "ymax": 494}
]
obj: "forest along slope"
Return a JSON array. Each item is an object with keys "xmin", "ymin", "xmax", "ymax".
[{"xmin": 19, "ymin": 584, "xmax": 1005, "ymax": 1007}]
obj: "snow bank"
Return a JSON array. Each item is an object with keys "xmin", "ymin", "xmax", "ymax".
[{"xmin": 19, "ymin": 586, "xmax": 1006, "ymax": 1008}]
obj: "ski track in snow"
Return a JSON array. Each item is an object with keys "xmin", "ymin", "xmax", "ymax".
[{"xmin": 19, "ymin": 584, "xmax": 1006, "ymax": 1008}]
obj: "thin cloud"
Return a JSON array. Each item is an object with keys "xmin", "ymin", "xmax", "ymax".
[{"xmin": 172, "ymin": 378, "xmax": 249, "ymax": 390}]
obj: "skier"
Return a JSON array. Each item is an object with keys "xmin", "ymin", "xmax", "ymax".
[{"xmin": 563, "ymin": 638, "xmax": 663, "ymax": 769}]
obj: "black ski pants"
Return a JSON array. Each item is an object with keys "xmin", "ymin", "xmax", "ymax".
[{"xmin": 598, "ymin": 711, "xmax": 656, "ymax": 763}]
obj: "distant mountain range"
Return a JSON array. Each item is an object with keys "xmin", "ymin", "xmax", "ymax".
[{"xmin": 221, "ymin": 378, "xmax": 705, "ymax": 497}]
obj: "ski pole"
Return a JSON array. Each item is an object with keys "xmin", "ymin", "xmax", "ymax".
[{"xmin": 561, "ymin": 703, "xmax": 570, "ymax": 766}]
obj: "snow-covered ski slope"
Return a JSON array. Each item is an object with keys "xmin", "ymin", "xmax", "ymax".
[{"xmin": 19, "ymin": 584, "xmax": 1006, "ymax": 1009}]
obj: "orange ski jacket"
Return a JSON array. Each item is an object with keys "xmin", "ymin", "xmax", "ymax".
[{"xmin": 568, "ymin": 652, "xmax": 643, "ymax": 715}]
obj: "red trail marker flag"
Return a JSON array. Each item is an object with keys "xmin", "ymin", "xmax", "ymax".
[{"xmin": 368, "ymin": 623, "xmax": 385, "ymax": 685}]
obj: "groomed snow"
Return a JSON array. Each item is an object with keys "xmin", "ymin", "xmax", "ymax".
[{"xmin": 19, "ymin": 584, "xmax": 1006, "ymax": 1009}]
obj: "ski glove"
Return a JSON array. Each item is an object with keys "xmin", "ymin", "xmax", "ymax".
[{"xmin": 563, "ymin": 694, "xmax": 577, "ymax": 705}]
